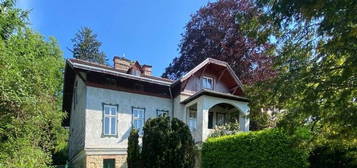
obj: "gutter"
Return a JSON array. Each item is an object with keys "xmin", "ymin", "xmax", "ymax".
[
  {"xmin": 181, "ymin": 89, "xmax": 249, "ymax": 104},
  {"xmin": 168, "ymin": 85, "xmax": 174, "ymax": 119}
]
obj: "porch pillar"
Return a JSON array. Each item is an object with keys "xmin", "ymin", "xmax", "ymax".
[
  {"xmin": 239, "ymin": 114, "xmax": 250, "ymax": 132},
  {"xmin": 197, "ymin": 97, "xmax": 210, "ymax": 142},
  {"xmin": 196, "ymin": 98, "xmax": 204, "ymax": 143}
]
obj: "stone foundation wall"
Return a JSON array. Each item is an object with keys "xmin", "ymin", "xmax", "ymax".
[{"xmin": 85, "ymin": 154, "xmax": 127, "ymax": 168}]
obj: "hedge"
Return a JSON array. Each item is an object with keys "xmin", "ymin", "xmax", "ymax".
[{"xmin": 202, "ymin": 128, "xmax": 310, "ymax": 168}]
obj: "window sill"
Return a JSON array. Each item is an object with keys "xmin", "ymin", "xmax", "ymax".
[{"xmin": 101, "ymin": 134, "xmax": 118, "ymax": 138}]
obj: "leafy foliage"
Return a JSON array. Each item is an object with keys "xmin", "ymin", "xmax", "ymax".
[
  {"xmin": 252, "ymin": 0, "xmax": 357, "ymax": 145},
  {"xmin": 169, "ymin": 118, "xmax": 195, "ymax": 168},
  {"xmin": 141, "ymin": 117, "xmax": 195, "ymax": 168},
  {"xmin": 162, "ymin": 0, "xmax": 276, "ymax": 85},
  {"xmin": 127, "ymin": 129, "xmax": 141, "ymax": 168},
  {"xmin": 52, "ymin": 128, "xmax": 69, "ymax": 166},
  {"xmin": 247, "ymin": 85, "xmax": 283, "ymax": 130},
  {"xmin": 202, "ymin": 128, "xmax": 311, "ymax": 168},
  {"xmin": 0, "ymin": 1, "xmax": 66, "ymax": 167},
  {"xmin": 0, "ymin": 0, "xmax": 28, "ymax": 40},
  {"xmin": 208, "ymin": 121, "xmax": 240, "ymax": 138},
  {"xmin": 0, "ymin": 29, "xmax": 65, "ymax": 167},
  {"xmin": 309, "ymin": 144, "xmax": 357, "ymax": 168},
  {"xmin": 71, "ymin": 27, "xmax": 107, "ymax": 64}
]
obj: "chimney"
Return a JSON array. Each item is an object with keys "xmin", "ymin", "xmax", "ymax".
[
  {"xmin": 142, "ymin": 65, "xmax": 152, "ymax": 76},
  {"xmin": 113, "ymin": 56, "xmax": 131, "ymax": 72}
]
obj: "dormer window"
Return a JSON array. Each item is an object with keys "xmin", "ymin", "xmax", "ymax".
[
  {"xmin": 131, "ymin": 69, "xmax": 141, "ymax": 76},
  {"xmin": 202, "ymin": 76, "xmax": 213, "ymax": 90}
]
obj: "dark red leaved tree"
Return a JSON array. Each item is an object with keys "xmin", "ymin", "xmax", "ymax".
[{"xmin": 162, "ymin": 0, "xmax": 276, "ymax": 85}]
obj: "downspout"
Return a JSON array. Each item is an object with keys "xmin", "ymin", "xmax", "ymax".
[{"xmin": 169, "ymin": 85, "xmax": 174, "ymax": 119}]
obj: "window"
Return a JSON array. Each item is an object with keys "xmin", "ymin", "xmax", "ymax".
[
  {"xmin": 103, "ymin": 159, "xmax": 115, "ymax": 168},
  {"xmin": 157, "ymin": 109, "xmax": 169, "ymax": 117},
  {"xmin": 131, "ymin": 69, "xmax": 141, "ymax": 76},
  {"xmin": 103, "ymin": 104, "xmax": 118, "ymax": 136},
  {"xmin": 132, "ymin": 107, "xmax": 145, "ymax": 135},
  {"xmin": 202, "ymin": 76, "xmax": 213, "ymax": 90},
  {"xmin": 208, "ymin": 112, "xmax": 214, "ymax": 129},
  {"xmin": 216, "ymin": 113, "xmax": 226, "ymax": 126},
  {"xmin": 188, "ymin": 109, "xmax": 197, "ymax": 130}
]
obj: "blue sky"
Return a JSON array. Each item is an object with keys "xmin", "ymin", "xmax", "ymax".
[{"xmin": 16, "ymin": 0, "xmax": 213, "ymax": 76}]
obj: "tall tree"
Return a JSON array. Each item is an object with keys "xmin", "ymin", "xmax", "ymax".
[
  {"xmin": 71, "ymin": 27, "xmax": 107, "ymax": 64},
  {"xmin": 0, "ymin": 0, "xmax": 28, "ymax": 40},
  {"xmin": 253, "ymin": 0, "xmax": 357, "ymax": 145},
  {"xmin": 0, "ymin": 1, "xmax": 66, "ymax": 167},
  {"xmin": 162, "ymin": 0, "xmax": 276, "ymax": 85}
]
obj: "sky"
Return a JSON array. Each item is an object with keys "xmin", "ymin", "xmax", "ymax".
[{"xmin": 16, "ymin": 0, "xmax": 214, "ymax": 76}]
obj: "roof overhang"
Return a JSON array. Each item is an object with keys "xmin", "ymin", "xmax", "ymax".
[
  {"xmin": 68, "ymin": 59, "xmax": 173, "ymax": 86},
  {"xmin": 173, "ymin": 58, "xmax": 244, "ymax": 91},
  {"xmin": 180, "ymin": 89, "xmax": 249, "ymax": 105}
]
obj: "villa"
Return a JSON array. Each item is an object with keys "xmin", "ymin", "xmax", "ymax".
[{"xmin": 62, "ymin": 57, "xmax": 250, "ymax": 168}]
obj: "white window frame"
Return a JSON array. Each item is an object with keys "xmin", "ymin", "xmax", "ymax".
[
  {"xmin": 188, "ymin": 109, "xmax": 197, "ymax": 131},
  {"xmin": 132, "ymin": 107, "xmax": 145, "ymax": 135},
  {"xmin": 202, "ymin": 76, "xmax": 214, "ymax": 90},
  {"xmin": 157, "ymin": 109, "xmax": 169, "ymax": 117},
  {"xmin": 103, "ymin": 104, "xmax": 118, "ymax": 136}
]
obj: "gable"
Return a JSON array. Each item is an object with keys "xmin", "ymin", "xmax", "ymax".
[{"xmin": 179, "ymin": 58, "xmax": 244, "ymax": 96}]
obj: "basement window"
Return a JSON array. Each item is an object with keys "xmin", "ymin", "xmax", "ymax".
[{"xmin": 103, "ymin": 159, "xmax": 115, "ymax": 168}]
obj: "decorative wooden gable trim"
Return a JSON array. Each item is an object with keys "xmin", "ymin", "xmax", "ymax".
[{"xmin": 178, "ymin": 58, "xmax": 244, "ymax": 93}]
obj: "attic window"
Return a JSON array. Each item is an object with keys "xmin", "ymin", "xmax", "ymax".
[
  {"xmin": 131, "ymin": 69, "xmax": 141, "ymax": 76},
  {"xmin": 202, "ymin": 76, "xmax": 213, "ymax": 90}
]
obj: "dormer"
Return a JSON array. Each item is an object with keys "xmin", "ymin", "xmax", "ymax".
[
  {"xmin": 175, "ymin": 58, "xmax": 244, "ymax": 96},
  {"xmin": 128, "ymin": 61, "xmax": 142, "ymax": 76}
]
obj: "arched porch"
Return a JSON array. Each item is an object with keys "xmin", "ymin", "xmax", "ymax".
[{"xmin": 184, "ymin": 93, "xmax": 249, "ymax": 143}]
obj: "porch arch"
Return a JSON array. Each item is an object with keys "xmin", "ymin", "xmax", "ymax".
[
  {"xmin": 204, "ymin": 97, "xmax": 249, "ymax": 130},
  {"xmin": 203, "ymin": 97, "xmax": 249, "ymax": 116},
  {"xmin": 206, "ymin": 102, "xmax": 244, "ymax": 115}
]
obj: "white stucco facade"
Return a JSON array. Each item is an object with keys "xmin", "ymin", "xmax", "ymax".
[
  {"xmin": 85, "ymin": 86, "xmax": 172, "ymax": 150},
  {"xmin": 69, "ymin": 83, "xmax": 250, "ymax": 159}
]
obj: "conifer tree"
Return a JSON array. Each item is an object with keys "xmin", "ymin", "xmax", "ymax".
[{"xmin": 71, "ymin": 27, "xmax": 107, "ymax": 64}]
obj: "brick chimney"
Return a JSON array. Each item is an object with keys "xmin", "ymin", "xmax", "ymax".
[
  {"xmin": 113, "ymin": 56, "xmax": 131, "ymax": 72},
  {"xmin": 142, "ymin": 65, "xmax": 152, "ymax": 76}
]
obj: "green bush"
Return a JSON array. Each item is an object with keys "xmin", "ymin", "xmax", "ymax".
[
  {"xmin": 127, "ymin": 129, "xmax": 141, "ymax": 168},
  {"xmin": 141, "ymin": 117, "xmax": 195, "ymax": 168},
  {"xmin": 309, "ymin": 144, "xmax": 357, "ymax": 168},
  {"xmin": 202, "ymin": 128, "xmax": 310, "ymax": 168},
  {"xmin": 209, "ymin": 121, "xmax": 240, "ymax": 138},
  {"xmin": 169, "ymin": 118, "xmax": 195, "ymax": 168}
]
